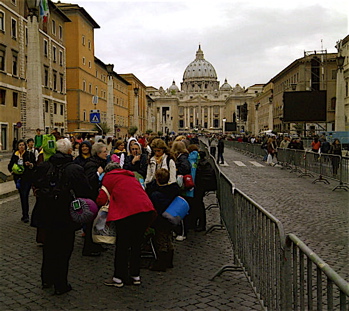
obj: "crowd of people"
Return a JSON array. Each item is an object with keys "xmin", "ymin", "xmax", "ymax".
[{"xmin": 8, "ymin": 129, "xmax": 216, "ymax": 294}]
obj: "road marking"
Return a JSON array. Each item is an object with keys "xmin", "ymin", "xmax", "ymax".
[
  {"xmin": 234, "ymin": 161, "xmax": 246, "ymax": 167},
  {"xmin": 250, "ymin": 161, "xmax": 264, "ymax": 167}
]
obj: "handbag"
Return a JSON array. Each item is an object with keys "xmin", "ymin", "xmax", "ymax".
[
  {"xmin": 162, "ymin": 196, "xmax": 190, "ymax": 226},
  {"xmin": 92, "ymin": 185, "xmax": 117, "ymax": 244},
  {"xmin": 12, "ymin": 163, "xmax": 25, "ymax": 175},
  {"xmin": 183, "ymin": 174, "xmax": 195, "ymax": 189},
  {"xmin": 69, "ymin": 196, "xmax": 98, "ymax": 224}
]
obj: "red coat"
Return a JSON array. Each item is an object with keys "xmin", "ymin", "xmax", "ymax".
[{"xmin": 96, "ymin": 169, "xmax": 155, "ymax": 222}]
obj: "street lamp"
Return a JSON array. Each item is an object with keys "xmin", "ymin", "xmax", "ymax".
[
  {"xmin": 222, "ymin": 118, "xmax": 226, "ymax": 136},
  {"xmin": 336, "ymin": 54, "xmax": 345, "ymax": 71},
  {"xmin": 105, "ymin": 64, "xmax": 114, "ymax": 75},
  {"xmin": 26, "ymin": 0, "xmax": 40, "ymax": 17}
]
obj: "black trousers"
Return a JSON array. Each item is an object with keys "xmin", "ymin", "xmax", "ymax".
[
  {"xmin": 41, "ymin": 229, "xmax": 75, "ymax": 291},
  {"xmin": 113, "ymin": 212, "xmax": 153, "ymax": 281}
]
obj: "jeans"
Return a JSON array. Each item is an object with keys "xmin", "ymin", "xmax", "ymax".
[
  {"xmin": 209, "ymin": 147, "xmax": 216, "ymax": 159},
  {"xmin": 17, "ymin": 179, "xmax": 32, "ymax": 219},
  {"xmin": 217, "ymin": 152, "xmax": 224, "ymax": 164}
]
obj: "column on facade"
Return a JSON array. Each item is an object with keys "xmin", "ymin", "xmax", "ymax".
[
  {"xmin": 26, "ymin": 15, "xmax": 44, "ymax": 138},
  {"xmin": 187, "ymin": 106, "xmax": 190, "ymax": 129},
  {"xmin": 134, "ymin": 93, "xmax": 139, "ymax": 129},
  {"xmin": 208, "ymin": 106, "xmax": 211, "ymax": 128},
  {"xmin": 254, "ymin": 106, "xmax": 259, "ymax": 136},
  {"xmin": 219, "ymin": 106, "xmax": 223, "ymax": 128}
]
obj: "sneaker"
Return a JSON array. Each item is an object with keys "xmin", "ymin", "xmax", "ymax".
[
  {"xmin": 131, "ymin": 276, "xmax": 141, "ymax": 285},
  {"xmin": 175, "ymin": 235, "xmax": 186, "ymax": 241},
  {"xmin": 104, "ymin": 277, "xmax": 124, "ymax": 288}
]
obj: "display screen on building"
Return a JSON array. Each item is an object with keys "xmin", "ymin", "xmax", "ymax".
[{"xmin": 283, "ymin": 90, "xmax": 327, "ymax": 122}]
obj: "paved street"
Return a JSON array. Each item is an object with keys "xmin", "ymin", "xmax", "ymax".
[
  {"xmin": 0, "ymin": 189, "xmax": 261, "ymax": 310},
  {"xmin": 217, "ymin": 143, "xmax": 349, "ymax": 281}
]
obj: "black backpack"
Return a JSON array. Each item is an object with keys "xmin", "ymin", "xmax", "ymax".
[
  {"xmin": 37, "ymin": 162, "xmax": 73, "ymax": 200},
  {"xmin": 196, "ymin": 159, "xmax": 217, "ymax": 192}
]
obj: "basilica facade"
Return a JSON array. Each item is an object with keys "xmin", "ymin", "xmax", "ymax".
[{"xmin": 146, "ymin": 45, "xmax": 263, "ymax": 135}]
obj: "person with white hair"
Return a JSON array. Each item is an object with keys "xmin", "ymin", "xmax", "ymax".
[{"xmin": 33, "ymin": 138, "xmax": 91, "ymax": 295}]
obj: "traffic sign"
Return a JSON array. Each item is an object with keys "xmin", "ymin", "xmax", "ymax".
[{"xmin": 90, "ymin": 112, "xmax": 101, "ymax": 123}]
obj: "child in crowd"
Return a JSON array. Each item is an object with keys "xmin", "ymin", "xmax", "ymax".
[{"xmin": 149, "ymin": 168, "xmax": 179, "ymax": 272}]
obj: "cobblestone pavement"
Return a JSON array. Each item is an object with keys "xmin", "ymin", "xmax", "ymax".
[
  {"xmin": 0, "ymin": 193, "xmax": 261, "ymax": 310},
  {"xmin": 218, "ymin": 144, "xmax": 349, "ymax": 281}
]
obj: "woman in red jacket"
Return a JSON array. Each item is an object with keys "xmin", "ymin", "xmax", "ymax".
[{"xmin": 96, "ymin": 162, "xmax": 156, "ymax": 288}]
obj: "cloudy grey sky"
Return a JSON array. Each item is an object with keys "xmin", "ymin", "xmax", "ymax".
[{"xmin": 76, "ymin": 0, "xmax": 348, "ymax": 90}]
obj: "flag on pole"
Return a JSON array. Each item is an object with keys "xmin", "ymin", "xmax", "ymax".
[{"xmin": 39, "ymin": 0, "xmax": 49, "ymax": 23}]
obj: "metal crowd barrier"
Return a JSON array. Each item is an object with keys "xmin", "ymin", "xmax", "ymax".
[
  {"xmin": 226, "ymin": 140, "xmax": 348, "ymax": 191},
  {"xmin": 198, "ymin": 138, "xmax": 349, "ymax": 310}
]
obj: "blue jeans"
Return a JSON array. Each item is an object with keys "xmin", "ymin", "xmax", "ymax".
[{"xmin": 17, "ymin": 179, "xmax": 32, "ymax": 219}]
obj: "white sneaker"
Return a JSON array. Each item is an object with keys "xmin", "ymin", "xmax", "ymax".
[
  {"xmin": 131, "ymin": 276, "xmax": 141, "ymax": 285},
  {"xmin": 176, "ymin": 235, "xmax": 186, "ymax": 241}
]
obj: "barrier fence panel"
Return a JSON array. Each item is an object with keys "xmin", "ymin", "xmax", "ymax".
[
  {"xmin": 285, "ymin": 234, "xmax": 349, "ymax": 311},
  {"xmin": 199, "ymin": 138, "xmax": 349, "ymax": 310}
]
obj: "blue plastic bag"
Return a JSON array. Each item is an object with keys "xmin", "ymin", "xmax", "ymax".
[{"xmin": 162, "ymin": 196, "xmax": 190, "ymax": 226}]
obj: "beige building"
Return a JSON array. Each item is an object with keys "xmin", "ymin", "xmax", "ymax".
[
  {"xmin": 0, "ymin": 0, "xmax": 69, "ymax": 150},
  {"xmin": 254, "ymin": 51, "xmax": 338, "ymax": 136},
  {"xmin": 147, "ymin": 46, "xmax": 262, "ymax": 135}
]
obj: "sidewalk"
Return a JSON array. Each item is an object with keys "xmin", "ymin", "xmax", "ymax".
[{"xmin": 0, "ymin": 189, "xmax": 261, "ymax": 310}]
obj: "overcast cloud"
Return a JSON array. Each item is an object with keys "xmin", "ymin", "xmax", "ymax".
[{"xmin": 75, "ymin": 0, "xmax": 348, "ymax": 89}]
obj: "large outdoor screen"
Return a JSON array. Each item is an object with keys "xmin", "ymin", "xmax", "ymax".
[
  {"xmin": 283, "ymin": 90, "xmax": 327, "ymax": 122},
  {"xmin": 225, "ymin": 122, "xmax": 237, "ymax": 131}
]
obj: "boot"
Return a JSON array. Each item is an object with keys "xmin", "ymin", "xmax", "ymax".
[
  {"xmin": 149, "ymin": 252, "xmax": 167, "ymax": 272},
  {"xmin": 165, "ymin": 250, "xmax": 174, "ymax": 268}
]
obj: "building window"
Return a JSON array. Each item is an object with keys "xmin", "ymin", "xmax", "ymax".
[
  {"xmin": 82, "ymin": 35, "xmax": 85, "ymax": 45},
  {"xmin": 52, "ymin": 46, "xmax": 57, "ymax": 62},
  {"xmin": 11, "ymin": 18, "xmax": 17, "ymax": 39},
  {"xmin": 213, "ymin": 119, "xmax": 219, "ymax": 127},
  {"xmin": 54, "ymin": 103, "xmax": 57, "ymax": 114},
  {"xmin": 82, "ymin": 80, "xmax": 86, "ymax": 91},
  {"xmin": 25, "ymin": 27, "xmax": 28, "ymax": 45},
  {"xmin": 45, "ymin": 100, "xmax": 49, "ymax": 113},
  {"xmin": 44, "ymin": 40, "xmax": 48, "ymax": 57},
  {"xmin": 88, "ymin": 40, "xmax": 91, "ymax": 50},
  {"xmin": 346, "ymin": 82, "xmax": 348, "ymax": 97},
  {"xmin": 12, "ymin": 52, "xmax": 18, "ymax": 76},
  {"xmin": 0, "ymin": 11, "xmax": 4, "ymax": 32},
  {"xmin": 52, "ymin": 19, "xmax": 56, "ymax": 35},
  {"xmin": 88, "ymin": 61, "xmax": 91, "ymax": 68},
  {"xmin": 330, "ymin": 97, "xmax": 336, "ymax": 110},
  {"xmin": 44, "ymin": 66, "xmax": 49, "ymax": 87},
  {"xmin": 53, "ymin": 71, "xmax": 57, "ymax": 91},
  {"xmin": 58, "ymin": 25, "xmax": 62, "ymax": 39},
  {"xmin": 0, "ymin": 89, "xmax": 6, "ymax": 105},
  {"xmin": 11, "ymin": 0, "xmax": 17, "ymax": 5},
  {"xmin": 82, "ymin": 57, "xmax": 85, "ymax": 65},
  {"xmin": 60, "ymin": 104, "xmax": 64, "ymax": 115},
  {"xmin": 83, "ymin": 110, "xmax": 86, "ymax": 121},
  {"xmin": 13, "ymin": 92, "xmax": 18, "ymax": 107},
  {"xmin": 95, "ymin": 86, "xmax": 98, "ymax": 95},
  {"xmin": 0, "ymin": 48, "xmax": 5, "ymax": 71},
  {"xmin": 60, "ymin": 74, "xmax": 64, "ymax": 92},
  {"xmin": 179, "ymin": 120, "xmax": 184, "ymax": 128},
  {"xmin": 89, "ymin": 84, "xmax": 92, "ymax": 93},
  {"xmin": 59, "ymin": 50, "xmax": 63, "ymax": 66},
  {"xmin": 332, "ymin": 70, "xmax": 337, "ymax": 80}
]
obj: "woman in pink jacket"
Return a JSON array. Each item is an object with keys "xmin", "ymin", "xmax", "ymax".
[{"xmin": 96, "ymin": 162, "xmax": 156, "ymax": 288}]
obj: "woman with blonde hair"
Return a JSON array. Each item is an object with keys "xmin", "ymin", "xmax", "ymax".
[{"xmin": 145, "ymin": 139, "xmax": 176, "ymax": 191}]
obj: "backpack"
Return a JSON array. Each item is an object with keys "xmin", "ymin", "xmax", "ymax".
[
  {"xmin": 196, "ymin": 159, "xmax": 217, "ymax": 192},
  {"xmin": 38, "ymin": 162, "xmax": 73, "ymax": 200},
  {"xmin": 42, "ymin": 134, "xmax": 57, "ymax": 161}
]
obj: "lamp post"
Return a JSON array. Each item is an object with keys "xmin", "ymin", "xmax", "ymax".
[
  {"xmin": 106, "ymin": 64, "xmax": 114, "ymax": 135},
  {"xmin": 222, "ymin": 118, "xmax": 226, "ymax": 136},
  {"xmin": 25, "ymin": 0, "xmax": 44, "ymax": 138},
  {"xmin": 335, "ymin": 40, "xmax": 346, "ymax": 131},
  {"xmin": 133, "ymin": 87, "xmax": 139, "ymax": 130}
]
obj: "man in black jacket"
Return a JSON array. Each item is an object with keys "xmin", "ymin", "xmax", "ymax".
[{"xmin": 33, "ymin": 138, "xmax": 91, "ymax": 295}]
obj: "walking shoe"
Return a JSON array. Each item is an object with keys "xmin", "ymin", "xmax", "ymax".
[
  {"xmin": 54, "ymin": 284, "xmax": 72, "ymax": 295},
  {"xmin": 104, "ymin": 277, "xmax": 124, "ymax": 288},
  {"xmin": 175, "ymin": 235, "xmax": 186, "ymax": 241},
  {"xmin": 131, "ymin": 276, "xmax": 141, "ymax": 285},
  {"xmin": 21, "ymin": 217, "xmax": 29, "ymax": 223}
]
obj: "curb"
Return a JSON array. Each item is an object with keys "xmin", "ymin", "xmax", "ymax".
[{"xmin": 0, "ymin": 190, "xmax": 18, "ymax": 200}]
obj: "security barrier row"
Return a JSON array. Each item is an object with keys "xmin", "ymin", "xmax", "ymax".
[
  {"xmin": 200, "ymin": 140, "xmax": 349, "ymax": 310},
  {"xmin": 226, "ymin": 141, "xmax": 349, "ymax": 191}
]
